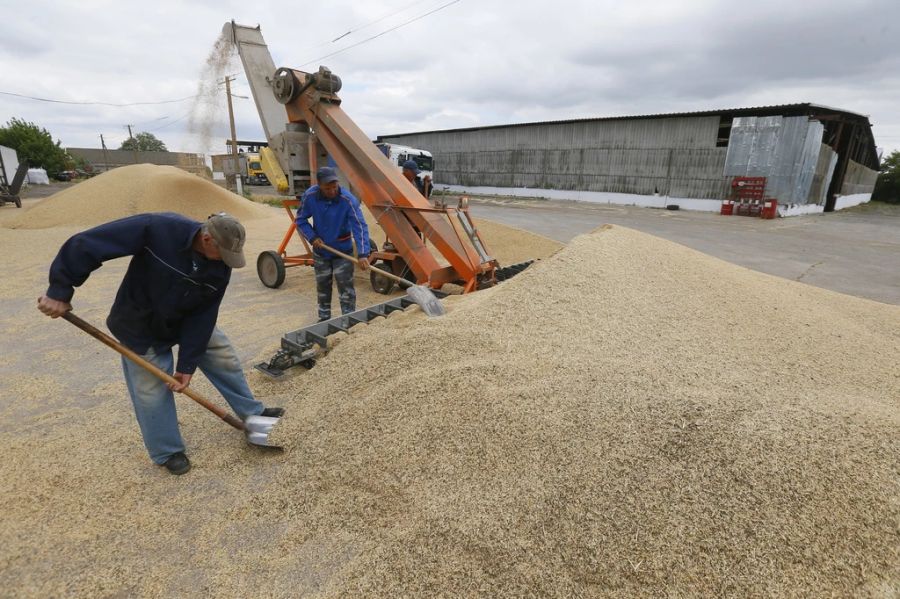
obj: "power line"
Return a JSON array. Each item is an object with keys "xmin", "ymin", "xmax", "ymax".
[
  {"xmin": 331, "ymin": 1, "xmax": 429, "ymax": 42},
  {"xmin": 134, "ymin": 115, "xmax": 172, "ymax": 127},
  {"xmin": 300, "ymin": 0, "xmax": 462, "ymax": 67},
  {"xmin": 149, "ymin": 112, "xmax": 192, "ymax": 132},
  {"xmin": 0, "ymin": 90, "xmax": 196, "ymax": 107},
  {"xmin": 2, "ymin": 3, "xmax": 459, "ymax": 108},
  {"xmin": 290, "ymin": 1, "xmax": 437, "ymax": 54},
  {"xmin": 332, "ymin": 1, "xmax": 437, "ymax": 44}
]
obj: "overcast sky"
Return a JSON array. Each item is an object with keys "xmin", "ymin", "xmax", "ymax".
[{"xmin": 1, "ymin": 0, "xmax": 898, "ymax": 158}]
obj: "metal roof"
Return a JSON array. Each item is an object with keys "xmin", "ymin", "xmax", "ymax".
[{"xmin": 376, "ymin": 103, "xmax": 873, "ymax": 140}]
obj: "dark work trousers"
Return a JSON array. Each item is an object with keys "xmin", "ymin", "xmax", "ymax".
[{"xmin": 314, "ymin": 254, "xmax": 356, "ymax": 320}]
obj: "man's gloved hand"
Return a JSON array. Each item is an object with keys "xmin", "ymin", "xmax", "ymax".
[
  {"xmin": 168, "ymin": 372, "xmax": 192, "ymax": 393},
  {"xmin": 312, "ymin": 238, "xmax": 324, "ymax": 249},
  {"xmin": 37, "ymin": 296, "xmax": 72, "ymax": 318}
]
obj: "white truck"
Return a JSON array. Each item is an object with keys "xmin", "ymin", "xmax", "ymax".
[{"xmin": 375, "ymin": 142, "xmax": 434, "ymax": 181}]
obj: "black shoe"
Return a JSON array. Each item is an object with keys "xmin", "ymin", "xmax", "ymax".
[
  {"xmin": 162, "ymin": 452, "xmax": 191, "ymax": 475},
  {"xmin": 260, "ymin": 407, "xmax": 285, "ymax": 418}
]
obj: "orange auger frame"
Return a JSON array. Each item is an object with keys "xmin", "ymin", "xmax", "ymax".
[
  {"xmin": 266, "ymin": 196, "xmax": 496, "ymax": 294},
  {"xmin": 271, "ymin": 66, "xmax": 499, "ymax": 294},
  {"xmin": 272, "ymin": 198, "xmax": 314, "ymax": 268}
]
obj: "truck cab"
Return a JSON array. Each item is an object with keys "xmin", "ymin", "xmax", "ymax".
[
  {"xmin": 245, "ymin": 153, "xmax": 269, "ymax": 185},
  {"xmin": 375, "ymin": 143, "xmax": 434, "ymax": 181}
]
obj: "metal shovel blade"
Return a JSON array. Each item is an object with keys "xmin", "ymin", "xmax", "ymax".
[
  {"xmin": 407, "ymin": 284, "xmax": 446, "ymax": 317},
  {"xmin": 316, "ymin": 242, "xmax": 445, "ymax": 317},
  {"xmin": 244, "ymin": 414, "xmax": 282, "ymax": 447}
]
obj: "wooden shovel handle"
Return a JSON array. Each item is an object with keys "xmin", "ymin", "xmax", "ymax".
[
  {"xmin": 318, "ymin": 243, "xmax": 416, "ymax": 288},
  {"xmin": 61, "ymin": 311, "xmax": 245, "ymax": 431}
]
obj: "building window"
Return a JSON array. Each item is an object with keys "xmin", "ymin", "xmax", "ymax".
[{"xmin": 717, "ymin": 116, "xmax": 733, "ymax": 147}]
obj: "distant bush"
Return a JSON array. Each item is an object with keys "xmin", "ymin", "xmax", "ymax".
[{"xmin": 872, "ymin": 150, "xmax": 900, "ymax": 204}]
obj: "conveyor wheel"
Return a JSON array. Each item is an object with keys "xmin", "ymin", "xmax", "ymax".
[
  {"xmin": 257, "ymin": 250, "xmax": 286, "ymax": 288},
  {"xmin": 370, "ymin": 261, "xmax": 395, "ymax": 294}
]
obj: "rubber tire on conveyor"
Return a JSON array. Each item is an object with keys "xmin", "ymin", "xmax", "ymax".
[
  {"xmin": 370, "ymin": 261, "xmax": 395, "ymax": 294},
  {"xmin": 257, "ymin": 251, "xmax": 286, "ymax": 288}
]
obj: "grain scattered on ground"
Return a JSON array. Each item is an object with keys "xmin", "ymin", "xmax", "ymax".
[{"xmin": 0, "ymin": 185, "xmax": 896, "ymax": 597}]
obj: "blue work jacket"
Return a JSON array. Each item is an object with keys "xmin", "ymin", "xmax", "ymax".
[
  {"xmin": 46, "ymin": 213, "xmax": 231, "ymax": 374},
  {"xmin": 296, "ymin": 185, "xmax": 371, "ymax": 259}
]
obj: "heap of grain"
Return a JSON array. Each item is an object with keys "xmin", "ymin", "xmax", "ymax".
[
  {"xmin": 2, "ymin": 225, "xmax": 897, "ymax": 597},
  {"xmin": 261, "ymin": 225, "xmax": 899, "ymax": 596},
  {"xmin": 6, "ymin": 164, "xmax": 269, "ymax": 229}
]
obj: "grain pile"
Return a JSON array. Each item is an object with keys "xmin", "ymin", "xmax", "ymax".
[
  {"xmin": 5, "ymin": 164, "xmax": 269, "ymax": 229},
  {"xmin": 1, "ymin": 224, "xmax": 897, "ymax": 597},
  {"xmin": 257, "ymin": 225, "xmax": 900, "ymax": 596}
]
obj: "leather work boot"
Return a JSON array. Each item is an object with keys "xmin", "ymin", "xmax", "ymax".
[{"xmin": 162, "ymin": 452, "xmax": 191, "ymax": 475}]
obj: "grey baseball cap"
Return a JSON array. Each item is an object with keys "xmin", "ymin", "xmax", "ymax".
[
  {"xmin": 206, "ymin": 212, "xmax": 246, "ymax": 268},
  {"xmin": 316, "ymin": 166, "xmax": 339, "ymax": 184}
]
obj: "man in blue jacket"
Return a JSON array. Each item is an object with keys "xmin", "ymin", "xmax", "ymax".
[
  {"xmin": 36, "ymin": 212, "xmax": 283, "ymax": 475},
  {"xmin": 296, "ymin": 166, "xmax": 372, "ymax": 321}
]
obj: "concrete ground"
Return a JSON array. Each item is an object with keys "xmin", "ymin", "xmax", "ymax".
[{"xmin": 465, "ymin": 196, "xmax": 900, "ymax": 305}]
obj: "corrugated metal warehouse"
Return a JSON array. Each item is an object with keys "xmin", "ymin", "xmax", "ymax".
[{"xmin": 376, "ymin": 104, "xmax": 880, "ymax": 215}]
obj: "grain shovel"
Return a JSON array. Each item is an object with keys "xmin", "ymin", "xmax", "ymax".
[
  {"xmin": 61, "ymin": 311, "xmax": 282, "ymax": 448},
  {"xmin": 319, "ymin": 243, "xmax": 445, "ymax": 317}
]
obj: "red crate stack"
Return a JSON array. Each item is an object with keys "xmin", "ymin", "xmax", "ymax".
[{"xmin": 725, "ymin": 177, "xmax": 769, "ymax": 218}]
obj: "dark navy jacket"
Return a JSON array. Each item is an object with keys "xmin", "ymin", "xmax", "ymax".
[
  {"xmin": 46, "ymin": 213, "xmax": 230, "ymax": 374},
  {"xmin": 413, "ymin": 175, "xmax": 432, "ymax": 198},
  {"xmin": 296, "ymin": 185, "xmax": 371, "ymax": 259}
]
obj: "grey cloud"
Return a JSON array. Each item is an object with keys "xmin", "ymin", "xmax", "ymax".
[
  {"xmin": 1, "ymin": 0, "xmax": 898, "ymax": 155},
  {"xmin": 569, "ymin": 2, "xmax": 900, "ymax": 102},
  {"xmin": 0, "ymin": 25, "xmax": 49, "ymax": 58}
]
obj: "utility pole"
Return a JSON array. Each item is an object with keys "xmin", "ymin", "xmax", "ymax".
[
  {"xmin": 100, "ymin": 134, "xmax": 111, "ymax": 172},
  {"xmin": 223, "ymin": 76, "xmax": 243, "ymax": 195},
  {"xmin": 125, "ymin": 124, "xmax": 138, "ymax": 166}
]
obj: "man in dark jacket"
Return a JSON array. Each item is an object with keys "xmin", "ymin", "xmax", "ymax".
[
  {"xmin": 402, "ymin": 159, "xmax": 432, "ymax": 199},
  {"xmin": 37, "ymin": 212, "xmax": 282, "ymax": 475},
  {"xmin": 296, "ymin": 166, "xmax": 372, "ymax": 321}
]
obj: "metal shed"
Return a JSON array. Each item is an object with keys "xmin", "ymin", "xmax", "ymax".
[{"xmin": 377, "ymin": 104, "xmax": 879, "ymax": 214}]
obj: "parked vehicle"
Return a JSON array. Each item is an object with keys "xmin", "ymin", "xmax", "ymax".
[
  {"xmin": 374, "ymin": 143, "xmax": 434, "ymax": 180},
  {"xmin": 54, "ymin": 170, "xmax": 78, "ymax": 182}
]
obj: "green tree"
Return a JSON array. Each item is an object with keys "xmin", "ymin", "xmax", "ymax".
[
  {"xmin": 872, "ymin": 150, "xmax": 900, "ymax": 204},
  {"xmin": 0, "ymin": 118, "xmax": 68, "ymax": 176},
  {"xmin": 120, "ymin": 132, "xmax": 167, "ymax": 152}
]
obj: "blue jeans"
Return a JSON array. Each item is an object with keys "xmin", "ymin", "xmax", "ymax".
[{"xmin": 120, "ymin": 328, "xmax": 264, "ymax": 464}]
